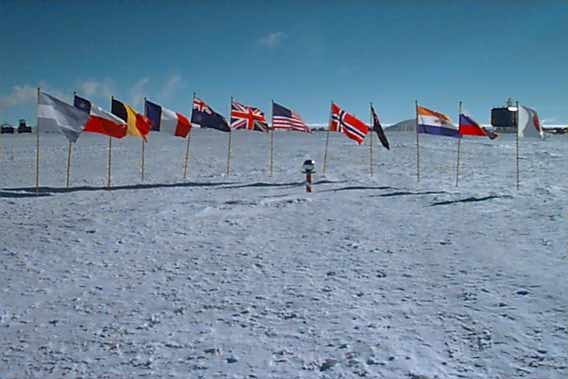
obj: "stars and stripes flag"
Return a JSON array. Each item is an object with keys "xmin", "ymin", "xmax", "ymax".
[
  {"xmin": 329, "ymin": 103, "xmax": 368, "ymax": 144},
  {"xmin": 230, "ymin": 100, "xmax": 269, "ymax": 132},
  {"xmin": 272, "ymin": 102, "xmax": 311, "ymax": 133}
]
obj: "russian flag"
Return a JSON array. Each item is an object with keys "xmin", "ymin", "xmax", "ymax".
[
  {"xmin": 459, "ymin": 114, "xmax": 498, "ymax": 139},
  {"xmin": 145, "ymin": 99, "xmax": 191, "ymax": 138}
]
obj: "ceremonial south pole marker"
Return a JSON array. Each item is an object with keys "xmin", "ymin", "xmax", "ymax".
[{"xmin": 302, "ymin": 159, "xmax": 315, "ymax": 193}]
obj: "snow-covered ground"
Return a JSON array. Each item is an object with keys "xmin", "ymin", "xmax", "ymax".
[{"xmin": 0, "ymin": 129, "xmax": 566, "ymax": 378}]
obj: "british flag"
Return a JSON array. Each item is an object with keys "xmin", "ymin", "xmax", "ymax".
[
  {"xmin": 230, "ymin": 100, "xmax": 269, "ymax": 133},
  {"xmin": 329, "ymin": 103, "xmax": 368, "ymax": 144}
]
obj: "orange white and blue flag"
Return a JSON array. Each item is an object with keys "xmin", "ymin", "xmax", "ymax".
[{"xmin": 416, "ymin": 105, "xmax": 459, "ymax": 138}]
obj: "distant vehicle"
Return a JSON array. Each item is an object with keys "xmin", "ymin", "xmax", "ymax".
[
  {"xmin": 1, "ymin": 122, "xmax": 15, "ymax": 134},
  {"xmin": 17, "ymin": 119, "xmax": 32, "ymax": 133}
]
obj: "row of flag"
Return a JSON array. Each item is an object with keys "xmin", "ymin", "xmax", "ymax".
[
  {"xmin": 39, "ymin": 90, "xmax": 547, "ymax": 164},
  {"xmin": 37, "ymin": 92, "xmax": 315, "ymax": 144}
]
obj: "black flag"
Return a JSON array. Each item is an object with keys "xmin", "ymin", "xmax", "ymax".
[{"xmin": 371, "ymin": 104, "xmax": 390, "ymax": 150}]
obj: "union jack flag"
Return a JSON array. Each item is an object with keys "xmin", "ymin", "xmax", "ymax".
[
  {"xmin": 230, "ymin": 100, "xmax": 269, "ymax": 133},
  {"xmin": 329, "ymin": 103, "xmax": 368, "ymax": 144}
]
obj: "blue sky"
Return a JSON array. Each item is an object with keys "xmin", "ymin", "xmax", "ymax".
[{"xmin": 1, "ymin": 1, "xmax": 567, "ymax": 125}]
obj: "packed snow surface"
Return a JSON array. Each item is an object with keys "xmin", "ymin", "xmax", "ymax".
[{"xmin": 0, "ymin": 130, "xmax": 566, "ymax": 378}]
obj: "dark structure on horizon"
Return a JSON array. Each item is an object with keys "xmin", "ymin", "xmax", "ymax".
[
  {"xmin": 17, "ymin": 119, "xmax": 32, "ymax": 133},
  {"xmin": 1, "ymin": 122, "xmax": 15, "ymax": 134}
]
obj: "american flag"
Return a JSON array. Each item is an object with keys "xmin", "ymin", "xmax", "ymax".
[
  {"xmin": 330, "ymin": 103, "xmax": 368, "ymax": 144},
  {"xmin": 272, "ymin": 102, "xmax": 310, "ymax": 133},
  {"xmin": 230, "ymin": 100, "xmax": 268, "ymax": 132}
]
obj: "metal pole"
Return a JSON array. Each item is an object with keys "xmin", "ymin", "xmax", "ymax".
[
  {"xmin": 269, "ymin": 99, "xmax": 274, "ymax": 177},
  {"xmin": 456, "ymin": 101, "xmax": 462, "ymax": 187},
  {"xmin": 415, "ymin": 100, "xmax": 420, "ymax": 183},
  {"xmin": 107, "ymin": 96, "xmax": 113, "ymax": 189},
  {"xmin": 226, "ymin": 97, "xmax": 233, "ymax": 176},
  {"xmin": 183, "ymin": 92, "xmax": 196, "ymax": 179},
  {"xmin": 322, "ymin": 101, "xmax": 333, "ymax": 176},
  {"xmin": 140, "ymin": 138, "xmax": 145, "ymax": 182},
  {"xmin": 35, "ymin": 87, "xmax": 40, "ymax": 193},
  {"xmin": 515, "ymin": 101, "xmax": 520, "ymax": 190},
  {"xmin": 369, "ymin": 102, "xmax": 374, "ymax": 176},
  {"xmin": 65, "ymin": 142, "xmax": 72, "ymax": 189}
]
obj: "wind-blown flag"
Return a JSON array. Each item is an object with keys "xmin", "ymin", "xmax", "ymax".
[
  {"xmin": 111, "ymin": 98, "xmax": 151, "ymax": 141},
  {"xmin": 74, "ymin": 95, "xmax": 127, "ymax": 139},
  {"xmin": 272, "ymin": 102, "xmax": 310, "ymax": 133},
  {"xmin": 230, "ymin": 100, "xmax": 269, "ymax": 132},
  {"xmin": 330, "ymin": 103, "xmax": 368, "ymax": 144},
  {"xmin": 459, "ymin": 114, "xmax": 498, "ymax": 140},
  {"xmin": 417, "ymin": 105, "xmax": 459, "ymax": 138},
  {"xmin": 191, "ymin": 97, "xmax": 230, "ymax": 132},
  {"xmin": 38, "ymin": 92, "xmax": 89, "ymax": 143},
  {"xmin": 144, "ymin": 99, "xmax": 191, "ymax": 138},
  {"xmin": 370, "ymin": 104, "xmax": 390, "ymax": 149},
  {"xmin": 518, "ymin": 105, "xmax": 543, "ymax": 139}
]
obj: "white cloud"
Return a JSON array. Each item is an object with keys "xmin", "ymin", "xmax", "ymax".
[
  {"xmin": 0, "ymin": 85, "xmax": 37, "ymax": 110},
  {"xmin": 259, "ymin": 32, "xmax": 287, "ymax": 48},
  {"xmin": 159, "ymin": 75, "xmax": 182, "ymax": 100},
  {"xmin": 129, "ymin": 77, "xmax": 150, "ymax": 108},
  {"xmin": 78, "ymin": 79, "xmax": 114, "ymax": 99}
]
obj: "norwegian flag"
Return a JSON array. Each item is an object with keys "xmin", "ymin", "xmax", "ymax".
[
  {"xmin": 230, "ymin": 100, "xmax": 269, "ymax": 132},
  {"xmin": 329, "ymin": 103, "xmax": 368, "ymax": 144}
]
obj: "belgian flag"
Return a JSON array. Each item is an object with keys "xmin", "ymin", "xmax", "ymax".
[{"xmin": 111, "ymin": 98, "xmax": 151, "ymax": 141}]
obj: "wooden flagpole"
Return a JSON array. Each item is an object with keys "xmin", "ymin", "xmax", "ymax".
[
  {"xmin": 183, "ymin": 91, "xmax": 196, "ymax": 179},
  {"xmin": 141, "ymin": 97, "xmax": 146, "ymax": 183},
  {"xmin": 140, "ymin": 138, "xmax": 145, "ymax": 182},
  {"xmin": 369, "ymin": 102, "xmax": 374, "ymax": 176},
  {"xmin": 456, "ymin": 101, "xmax": 462, "ymax": 187},
  {"xmin": 35, "ymin": 87, "xmax": 40, "ymax": 193},
  {"xmin": 107, "ymin": 96, "xmax": 113, "ymax": 189},
  {"xmin": 268, "ymin": 99, "xmax": 274, "ymax": 177},
  {"xmin": 322, "ymin": 100, "xmax": 333, "ymax": 176},
  {"xmin": 515, "ymin": 100, "xmax": 520, "ymax": 190},
  {"xmin": 65, "ymin": 142, "xmax": 73, "ymax": 189},
  {"xmin": 226, "ymin": 96, "xmax": 233, "ymax": 176},
  {"xmin": 415, "ymin": 100, "xmax": 420, "ymax": 183}
]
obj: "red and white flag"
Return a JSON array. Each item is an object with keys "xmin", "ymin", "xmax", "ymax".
[
  {"xmin": 74, "ymin": 95, "xmax": 127, "ymax": 139},
  {"xmin": 329, "ymin": 103, "xmax": 368, "ymax": 144}
]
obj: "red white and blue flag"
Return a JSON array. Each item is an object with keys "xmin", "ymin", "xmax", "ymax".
[
  {"xmin": 230, "ymin": 100, "xmax": 269, "ymax": 132},
  {"xmin": 190, "ymin": 97, "xmax": 230, "ymax": 132},
  {"xmin": 144, "ymin": 99, "xmax": 191, "ymax": 138},
  {"xmin": 459, "ymin": 114, "xmax": 498, "ymax": 140},
  {"xmin": 329, "ymin": 103, "xmax": 368, "ymax": 144},
  {"xmin": 272, "ymin": 102, "xmax": 310, "ymax": 133}
]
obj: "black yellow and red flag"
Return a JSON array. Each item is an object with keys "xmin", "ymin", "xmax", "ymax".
[{"xmin": 111, "ymin": 98, "xmax": 151, "ymax": 141}]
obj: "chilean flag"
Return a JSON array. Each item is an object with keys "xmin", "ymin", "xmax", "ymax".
[
  {"xmin": 145, "ymin": 99, "xmax": 191, "ymax": 138},
  {"xmin": 459, "ymin": 114, "xmax": 498, "ymax": 139},
  {"xmin": 74, "ymin": 95, "xmax": 127, "ymax": 139}
]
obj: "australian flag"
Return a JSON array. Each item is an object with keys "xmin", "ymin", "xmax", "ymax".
[{"xmin": 191, "ymin": 97, "xmax": 230, "ymax": 132}]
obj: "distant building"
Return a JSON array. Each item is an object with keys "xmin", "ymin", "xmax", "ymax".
[
  {"xmin": 1, "ymin": 122, "xmax": 15, "ymax": 134},
  {"xmin": 17, "ymin": 119, "xmax": 32, "ymax": 133}
]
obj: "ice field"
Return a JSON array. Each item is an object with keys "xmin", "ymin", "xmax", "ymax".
[{"xmin": 0, "ymin": 129, "xmax": 566, "ymax": 378}]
